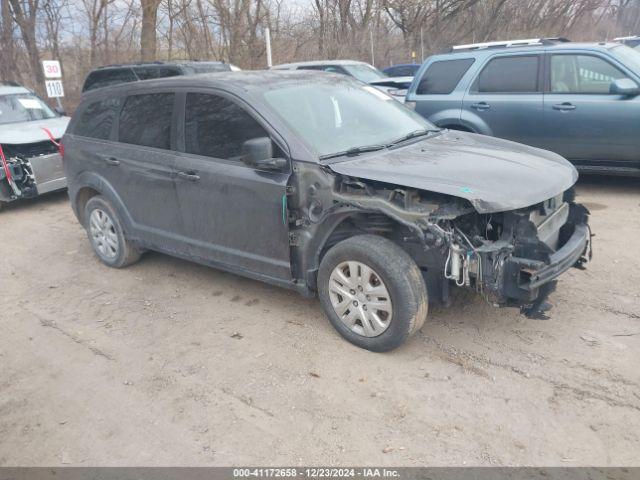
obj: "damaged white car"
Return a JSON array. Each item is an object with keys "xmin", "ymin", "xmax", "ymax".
[{"xmin": 0, "ymin": 82, "xmax": 69, "ymax": 211}]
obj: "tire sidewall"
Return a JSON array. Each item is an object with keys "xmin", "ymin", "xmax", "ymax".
[
  {"xmin": 84, "ymin": 196, "xmax": 129, "ymax": 268},
  {"xmin": 318, "ymin": 236, "xmax": 427, "ymax": 352}
]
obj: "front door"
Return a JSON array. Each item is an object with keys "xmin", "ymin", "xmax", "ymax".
[
  {"xmin": 173, "ymin": 91, "xmax": 292, "ymax": 281},
  {"xmin": 542, "ymin": 52, "xmax": 640, "ymax": 168},
  {"xmin": 461, "ymin": 54, "xmax": 545, "ymax": 147}
]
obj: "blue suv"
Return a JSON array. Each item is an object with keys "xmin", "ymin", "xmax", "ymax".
[{"xmin": 406, "ymin": 38, "xmax": 640, "ymax": 176}]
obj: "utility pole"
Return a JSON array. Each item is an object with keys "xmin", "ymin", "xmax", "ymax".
[
  {"xmin": 420, "ymin": 28, "xmax": 424, "ymax": 62},
  {"xmin": 370, "ymin": 28, "xmax": 375, "ymax": 66},
  {"xmin": 265, "ymin": 27, "xmax": 273, "ymax": 68}
]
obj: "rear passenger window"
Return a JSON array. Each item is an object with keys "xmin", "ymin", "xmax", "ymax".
[
  {"xmin": 185, "ymin": 93, "xmax": 268, "ymax": 160},
  {"xmin": 118, "ymin": 93, "xmax": 174, "ymax": 149},
  {"xmin": 474, "ymin": 56, "xmax": 539, "ymax": 93},
  {"xmin": 416, "ymin": 59, "xmax": 475, "ymax": 94},
  {"xmin": 74, "ymin": 98, "xmax": 121, "ymax": 139}
]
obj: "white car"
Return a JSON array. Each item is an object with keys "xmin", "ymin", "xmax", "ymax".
[
  {"xmin": 271, "ymin": 60, "xmax": 411, "ymax": 101},
  {"xmin": 0, "ymin": 83, "xmax": 69, "ymax": 211}
]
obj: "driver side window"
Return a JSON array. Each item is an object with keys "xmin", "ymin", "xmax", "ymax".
[
  {"xmin": 185, "ymin": 93, "xmax": 269, "ymax": 160},
  {"xmin": 550, "ymin": 54, "xmax": 628, "ymax": 94}
]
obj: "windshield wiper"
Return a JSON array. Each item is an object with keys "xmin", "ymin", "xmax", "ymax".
[
  {"xmin": 387, "ymin": 128, "xmax": 440, "ymax": 146},
  {"xmin": 319, "ymin": 144, "xmax": 387, "ymax": 161}
]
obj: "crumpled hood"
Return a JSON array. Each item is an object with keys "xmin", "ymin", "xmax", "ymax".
[
  {"xmin": 328, "ymin": 130, "xmax": 578, "ymax": 213},
  {"xmin": 0, "ymin": 116, "xmax": 70, "ymax": 144}
]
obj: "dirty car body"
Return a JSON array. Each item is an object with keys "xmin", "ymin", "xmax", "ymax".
[
  {"xmin": 0, "ymin": 85, "xmax": 68, "ymax": 208},
  {"xmin": 63, "ymin": 71, "xmax": 592, "ymax": 350}
]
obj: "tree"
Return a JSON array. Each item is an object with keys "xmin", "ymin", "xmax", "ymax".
[
  {"xmin": 8, "ymin": 0, "xmax": 45, "ymax": 91},
  {"xmin": 0, "ymin": 0, "xmax": 18, "ymax": 82},
  {"xmin": 141, "ymin": 0, "xmax": 162, "ymax": 60}
]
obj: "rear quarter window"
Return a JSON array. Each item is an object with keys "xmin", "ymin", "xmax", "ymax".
[
  {"xmin": 73, "ymin": 98, "xmax": 122, "ymax": 140},
  {"xmin": 416, "ymin": 59, "xmax": 475, "ymax": 94}
]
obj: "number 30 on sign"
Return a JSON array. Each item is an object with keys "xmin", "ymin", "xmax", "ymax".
[{"xmin": 45, "ymin": 80, "xmax": 65, "ymax": 98}]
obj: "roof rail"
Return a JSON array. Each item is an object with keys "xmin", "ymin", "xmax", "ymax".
[{"xmin": 451, "ymin": 37, "xmax": 570, "ymax": 52}]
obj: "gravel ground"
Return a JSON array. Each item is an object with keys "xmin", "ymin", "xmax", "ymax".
[{"xmin": 0, "ymin": 176, "xmax": 638, "ymax": 466}]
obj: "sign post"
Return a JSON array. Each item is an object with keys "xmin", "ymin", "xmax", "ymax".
[{"xmin": 42, "ymin": 60, "xmax": 64, "ymax": 112}]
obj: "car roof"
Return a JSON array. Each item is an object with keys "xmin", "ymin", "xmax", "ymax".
[
  {"xmin": 272, "ymin": 60, "xmax": 370, "ymax": 69},
  {"xmin": 80, "ymin": 69, "xmax": 357, "ymax": 99},
  {"xmin": 93, "ymin": 61, "xmax": 229, "ymax": 71},
  {"xmin": 0, "ymin": 85, "xmax": 31, "ymax": 96}
]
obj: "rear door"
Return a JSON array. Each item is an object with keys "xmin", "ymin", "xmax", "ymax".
[
  {"xmin": 461, "ymin": 54, "xmax": 545, "ymax": 147},
  {"xmin": 101, "ymin": 91, "xmax": 184, "ymax": 247},
  {"xmin": 542, "ymin": 52, "xmax": 640, "ymax": 168},
  {"xmin": 172, "ymin": 90, "xmax": 292, "ymax": 281}
]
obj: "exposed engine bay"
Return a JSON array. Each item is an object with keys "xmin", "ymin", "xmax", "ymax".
[
  {"xmin": 0, "ymin": 139, "xmax": 62, "ymax": 203},
  {"xmin": 289, "ymin": 163, "xmax": 592, "ymax": 319}
]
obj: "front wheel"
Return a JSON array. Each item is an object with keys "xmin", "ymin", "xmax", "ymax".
[{"xmin": 318, "ymin": 235, "xmax": 428, "ymax": 352}]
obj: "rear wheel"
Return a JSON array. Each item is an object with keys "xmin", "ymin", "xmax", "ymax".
[
  {"xmin": 318, "ymin": 235, "xmax": 428, "ymax": 352},
  {"xmin": 84, "ymin": 195, "xmax": 141, "ymax": 268}
]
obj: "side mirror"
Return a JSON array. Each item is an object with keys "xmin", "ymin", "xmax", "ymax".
[
  {"xmin": 241, "ymin": 137, "xmax": 287, "ymax": 171},
  {"xmin": 610, "ymin": 78, "xmax": 640, "ymax": 96},
  {"xmin": 54, "ymin": 106, "xmax": 67, "ymax": 116}
]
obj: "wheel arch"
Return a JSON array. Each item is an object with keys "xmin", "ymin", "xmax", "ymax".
[
  {"xmin": 71, "ymin": 171, "xmax": 134, "ymax": 232},
  {"xmin": 300, "ymin": 212, "xmax": 413, "ymax": 291}
]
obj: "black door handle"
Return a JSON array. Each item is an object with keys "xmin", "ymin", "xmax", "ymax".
[
  {"xmin": 177, "ymin": 171, "xmax": 200, "ymax": 182},
  {"xmin": 553, "ymin": 102, "xmax": 576, "ymax": 111},
  {"xmin": 471, "ymin": 102, "xmax": 491, "ymax": 111}
]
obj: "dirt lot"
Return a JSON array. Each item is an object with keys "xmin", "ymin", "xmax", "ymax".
[{"xmin": 0, "ymin": 177, "xmax": 639, "ymax": 467}]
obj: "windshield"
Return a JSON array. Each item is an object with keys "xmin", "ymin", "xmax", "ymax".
[
  {"xmin": 343, "ymin": 64, "xmax": 387, "ymax": 83},
  {"xmin": 610, "ymin": 45, "xmax": 640, "ymax": 73},
  {"xmin": 0, "ymin": 93, "xmax": 57, "ymax": 125},
  {"xmin": 261, "ymin": 81, "xmax": 437, "ymax": 159}
]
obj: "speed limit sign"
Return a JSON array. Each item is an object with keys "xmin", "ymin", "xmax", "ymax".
[
  {"xmin": 45, "ymin": 80, "xmax": 65, "ymax": 98},
  {"xmin": 42, "ymin": 60, "xmax": 62, "ymax": 79}
]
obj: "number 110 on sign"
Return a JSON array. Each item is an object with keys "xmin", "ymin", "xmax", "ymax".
[{"xmin": 45, "ymin": 80, "xmax": 65, "ymax": 98}]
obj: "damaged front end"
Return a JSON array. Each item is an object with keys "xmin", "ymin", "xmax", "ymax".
[
  {"xmin": 0, "ymin": 139, "xmax": 63, "ymax": 204},
  {"xmin": 290, "ymin": 164, "xmax": 591, "ymax": 318},
  {"xmin": 441, "ymin": 190, "xmax": 592, "ymax": 318}
]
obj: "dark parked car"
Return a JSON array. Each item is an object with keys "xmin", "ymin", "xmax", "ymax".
[
  {"xmin": 63, "ymin": 71, "xmax": 591, "ymax": 351},
  {"xmin": 406, "ymin": 38, "xmax": 640, "ymax": 176},
  {"xmin": 82, "ymin": 61, "xmax": 240, "ymax": 93},
  {"xmin": 383, "ymin": 63, "xmax": 421, "ymax": 77}
]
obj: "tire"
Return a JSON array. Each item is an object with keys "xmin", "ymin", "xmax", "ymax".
[
  {"xmin": 318, "ymin": 234, "xmax": 428, "ymax": 352},
  {"xmin": 84, "ymin": 195, "xmax": 141, "ymax": 268}
]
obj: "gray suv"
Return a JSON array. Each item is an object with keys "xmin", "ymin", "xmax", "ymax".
[
  {"xmin": 63, "ymin": 71, "xmax": 591, "ymax": 351},
  {"xmin": 406, "ymin": 38, "xmax": 640, "ymax": 176}
]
